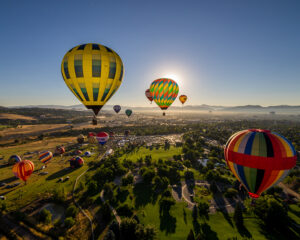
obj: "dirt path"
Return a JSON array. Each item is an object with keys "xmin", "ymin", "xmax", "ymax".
[
  {"xmin": 100, "ymin": 190, "xmax": 121, "ymax": 225},
  {"xmin": 72, "ymin": 167, "xmax": 96, "ymax": 240}
]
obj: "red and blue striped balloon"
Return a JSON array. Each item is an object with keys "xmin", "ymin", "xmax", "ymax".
[
  {"xmin": 39, "ymin": 151, "xmax": 53, "ymax": 164},
  {"xmin": 224, "ymin": 129, "xmax": 297, "ymax": 198}
]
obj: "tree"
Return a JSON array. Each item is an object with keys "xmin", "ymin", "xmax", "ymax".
[
  {"xmin": 39, "ymin": 209, "xmax": 52, "ymax": 224},
  {"xmin": 198, "ymin": 201, "xmax": 209, "ymax": 220},
  {"xmin": 224, "ymin": 188, "xmax": 238, "ymax": 198},
  {"xmin": 187, "ymin": 229, "xmax": 195, "ymax": 240},
  {"xmin": 159, "ymin": 197, "xmax": 175, "ymax": 216},
  {"xmin": 116, "ymin": 203, "xmax": 133, "ymax": 217},
  {"xmin": 142, "ymin": 169, "xmax": 155, "ymax": 184},
  {"xmin": 209, "ymin": 181, "xmax": 218, "ymax": 194},
  {"xmin": 153, "ymin": 176, "xmax": 169, "ymax": 193},
  {"xmin": 66, "ymin": 205, "xmax": 78, "ymax": 218},
  {"xmin": 135, "ymin": 224, "xmax": 156, "ymax": 240},
  {"xmin": 233, "ymin": 202, "xmax": 243, "ymax": 229},
  {"xmin": 104, "ymin": 230, "xmax": 116, "ymax": 240},
  {"xmin": 120, "ymin": 218, "xmax": 138, "ymax": 240},
  {"xmin": 64, "ymin": 217, "xmax": 75, "ymax": 229},
  {"xmin": 109, "ymin": 220, "xmax": 120, "ymax": 240},
  {"xmin": 122, "ymin": 174, "xmax": 134, "ymax": 186},
  {"xmin": 192, "ymin": 205, "xmax": 198, "ymax": 221},
  {"xmin": 102, "ymin": 201, "xmax": 112, "ymax": 222},
  {"xmin": 184, "ymin": 170, "xmax": 195, "ymax": 185},
  {"xmin": 103, "ymin": 183, "xmax": 114, "ymax": 201},
  {"xmin": 253, "ymin": 195, "xmax": 288, "ymax": 229}
]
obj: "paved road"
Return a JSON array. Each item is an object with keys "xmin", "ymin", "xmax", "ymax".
[{"xmin": 173, "ymin": 182, "xmax": 238, "ymax": 214}]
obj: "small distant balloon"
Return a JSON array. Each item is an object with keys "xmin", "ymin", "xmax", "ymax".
[
  {"xmin": 8, "ymin": 155, "xmax": 21, "ymax": 165},
  {"xmin": 96, "ymin": 132, "xmax": 109, "ymax": 145},
  {"xmin": 39, "ymin": 151, "xmax": 53, "ymax": 165},
  {"xmin": 179, "ymin": 95, "xmax": 187, "ymax": 105},
  {"xmin": 145, "ymin": 89, "xmax": 153, "ymax": 103},
  {"xmin": 113, "ymin": 105, "xmax": 121, "ymax": 113},
  {"xmin": 125, "ymin": 109, "xmax": 132, "ymax": 118}
]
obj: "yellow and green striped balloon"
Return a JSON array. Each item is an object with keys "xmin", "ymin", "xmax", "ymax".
[{"xmin": 61, "ymin": 43, "xmax": 124, "ymax": 115}]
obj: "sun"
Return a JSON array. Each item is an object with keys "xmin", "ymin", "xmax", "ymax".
[{"xmin": 163, "ymin": 73, "xmax": 182, "ymax": 86}]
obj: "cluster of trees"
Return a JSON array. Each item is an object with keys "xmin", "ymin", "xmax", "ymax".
[{"xmin": 103, "ymin": 219, "xmax": 156, "ymax": 240}]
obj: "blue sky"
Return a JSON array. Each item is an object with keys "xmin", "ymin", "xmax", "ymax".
[{"xmin": 0, "ymin": 0, "xmax": 299, "ymax": 107}]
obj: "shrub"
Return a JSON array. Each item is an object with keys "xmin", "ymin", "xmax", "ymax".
[
  {"xmin": 39, "ymin": 209, "xmax": 52, "ymax": 224},
  {"xmin": 64, "ymin": 217, "xmax": 75, "ymax": 229},
  {"xmin": 66, "ymin": 205, "xmax": 78, "ymax": 218}
]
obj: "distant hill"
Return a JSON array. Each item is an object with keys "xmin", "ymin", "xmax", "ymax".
[{"xmin": 7, "ymin": 104, "xmax": 300, "ymax": 114}]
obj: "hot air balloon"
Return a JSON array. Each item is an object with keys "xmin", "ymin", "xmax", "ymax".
[
  {"xmin": 8, "ymin": 155, "xmax": 21, "ymax": 165},
  {"xmin": 145, "ymin": 89, "xmax": 153, "ymax": 103},
  {"xmin": 224, "ymin": 129, "xmax": 297, "ymax": 198},
  {"xmin": 96, "ymin": 132, "xmax": 109, "ymax": 145},
  {"xmin": 149, "ymin": 78, "xmax": 179, "ymax": 116},
  {"xmin": 113, "ymin": 105, "xmax": 121, "ymax": 114},
  {"xmin": 179, "ymin": 95, "xmax": 187, "ymax": 105},
  {"xmin": 39, "ymin": 151, "xmax": 53, "ymax": 165},
  {"xmin": 55, "ymin": 146, "xmax": 65, "ymax": 155},
  {"xmin": 84, "ymin": 151, "xmax": 91, "ymax": 157},
  {"xmin": 77, "ymin": 134, "xmax": 85, "ymax": 144},
  {"xmin": 70, "ymin": 156, "xmax": 84, "ymax": 168},
  {"xmin": 12, "ymin": 163, "xmax": 19, "ymax": 178},
  {"xmin": 125, "ymin": 109, "xmax": 132, "ymax": 118},
  {"xmin": 13, "ymin": 160, "xmax": 34, "ymax": 182},
  {"xmin": 124, "ymin": 130, "xmax": 130, "ymax": 137},
  {"xmin": 61, "ymin": 43, "xmax": 124, "ymax": 125},
  {"xmin": 88, "ymin": 132, "xmax": 98, "ymax": 144}
]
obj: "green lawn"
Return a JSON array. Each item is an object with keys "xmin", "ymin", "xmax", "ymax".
[
  {"xmin": 119, "ymin": 146, "xmax": 182, "ymax": 163},
  {"xmin": 0, "ymin": 138, "xmax": 101, "ymax": 211}
]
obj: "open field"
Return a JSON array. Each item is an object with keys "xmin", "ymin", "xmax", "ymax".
[
  {"xmin": 119, "ymin": 146, "xmax": 182, "ymax": 163},
  {"xmin": 0, "ymin": 113, "xmax": 36, "ymax": 121},
  {"xmin": 0, "ymin": 137, "xmax": 100, "ymax": 211}
]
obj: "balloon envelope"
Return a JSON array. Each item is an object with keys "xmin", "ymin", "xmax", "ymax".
[
  {"xmin": 149, "ymin": 78, "xmax": 179, "ymax": 111},
  {"xmin": 13, "ymin": 160, "xmax": 34, "ymax": 182},
  {"xmin": 8, "ymin": 155, "xmax": 21, "ymax": 165},
  {"xmin": 179, "ymin": 95, "xmax": 187, "ymax": 104},
  {"xmin": 125, "ymin": 109, "xmax": 132, "ymax": 117},
  {"xmin": 39, "ymin": 151, "xmax": 53, "ymax": 164},
  {"xmin": 70, "ymin": 156, "xmax": 84, "ymax": 168},
  {"xmin": 145, "ymin": 89, "xmax": 153, "ymax": 103},
  {"xmin": 55, "ymin": 146, "xmax": 65, "ymax": 155},
  {"xmin": 77, "ymin": 134, "xmax": 85, "ymax": 144},
  {"xmin": 61, "ymin": 43, "xmax": 124, "ymax": 116},
  {"xmin": 224, "ymin": 129, "xmax": 297, "ymax": 198},
  {"xmin": 96, "ymin": 132, "xmax": 109, "ymax": 145},
  {"xmin": 113, "ymin": 105, "xmax": 121, "ymax": 113}
]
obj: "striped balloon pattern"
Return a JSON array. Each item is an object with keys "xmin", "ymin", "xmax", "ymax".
[
  {"xmin": 96, "ymin": 132, "xmax": 109, "ymax": 145},
  {"xmin": 12, "ymin": 160, "xmax": 34, "ymax": 182},
  {"xmin": 39, "ymin": 151, "xmax": 53, "ymax": 164},
  {"xmin": 8, "ymin": 155, "xmax": 21, "ymax": 165},
  {"xmin": 149, "ymin": 78, "xmax": 179, "ymax": 110},
  {"xmin": 224, "ymin": 129, "xmax": 297, "ymax": 198}
]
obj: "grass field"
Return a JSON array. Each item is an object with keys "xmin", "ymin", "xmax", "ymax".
[
  {"xmin": 0, "ymin": 137, "xmax": 101, "ymax": 211},
  {"xmin": 137, "ymin": 198, "xmax": 299, "ymax": 240},
  {"xmin": 119, "ymin": 146, "xmax": 182, "ymax": 163}
]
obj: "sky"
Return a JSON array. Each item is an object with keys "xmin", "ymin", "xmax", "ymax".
[{"xmin": 0, "ymin": 0, "xmax": 299, "ymax": 107}]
